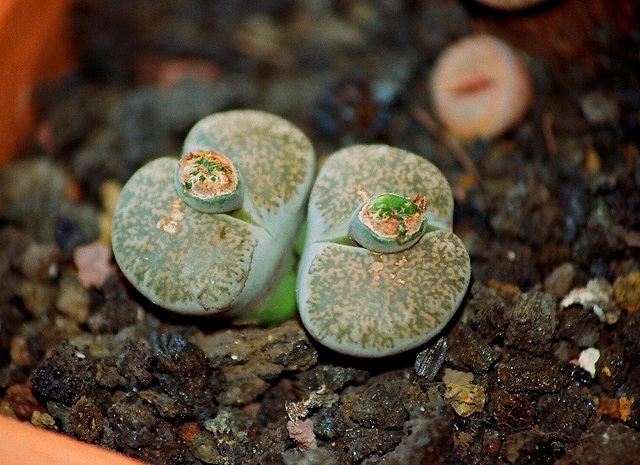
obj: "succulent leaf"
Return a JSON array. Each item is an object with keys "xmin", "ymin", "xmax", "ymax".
[
  {"xmin": 112, "ymin": 110, "xmax": 315, "ymax": 317},
  {"xmin": 297, "ymin": 144, "xmax": 470, "ymax": 357}
]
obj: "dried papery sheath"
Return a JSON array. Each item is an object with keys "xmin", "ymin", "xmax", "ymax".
[
  {"xmin": 174, "ymin": 149, "xmax": 244, "ymax": 213},
  {"xmin": 349, "ymin": 192, "xmax": 428, "ymax": 253}
]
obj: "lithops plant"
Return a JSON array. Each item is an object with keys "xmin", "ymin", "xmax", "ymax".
[
  {"xmin": 430, "ymin": 34, "xmax": 533, "ymax": 141},
  {"xmin": 297, "ymin": 145, "xmax": 471, "ymax": 357},
  {"xmin": 111, "ymin": 110, "xmax": 315, "ymax": 318}
]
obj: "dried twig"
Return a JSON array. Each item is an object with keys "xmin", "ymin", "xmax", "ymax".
[
  {"xmin": 541, "ymin": 110, "xmax": 557, "ymax": 157},
  {"xmin": 412, "ymin": 106, "xmax": 483, "ymax": 187}
]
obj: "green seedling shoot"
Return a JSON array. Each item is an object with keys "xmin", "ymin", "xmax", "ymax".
[{"xmin": 349, "ymin": 192, "xmax": 428, "ymax": 253}]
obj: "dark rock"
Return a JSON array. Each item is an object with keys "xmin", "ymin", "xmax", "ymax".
[
  {"xmin": 107, "ymin": 392, "xmax": 158, "ymax": 449},
  {"xmin": 414, "ymin": 337, "xmax": 447, "ymax": 380},
  {"xmin": 203, "ymin": 407, "xmax": 260, "ymax": 464},
  {"xmin": 505, "ymin": 291, "xmax": 557, "ymax": 354},
  {"xmin": 294, "ymin": 364, "xmax": 369, "ymax": 396},
  {"xmin": 500, "ymin": 428, "xmax": 552, "ymax": 465},
  {"xmin": 556, "ymin": 422, "xmax": 640, "ymax": 465},
  {"xmin": 30, "ymin": 342, "xmax": 97, "ymax": 405},
  {"xmin": 496, "ymin": 350, "xmax": 570, "ymax": 393},
  {"xmin": 251, "ymin": 422, "xmax": 289, "ymax": 464},
  {"xmin": 189, "ymin": 430, "xmax": 220, "ymax": 464},
  {"xmin": 313, "ymin": 403, "xmax": 347, "ymax": 440},
  {"xmin": 369, "ymin": 390, "xmax": 455, "ymax": 464},
  {"xmin": 350, "ymin": 375, "xmax": 411, "ymax": 430},
  {"xmin": 137, "ymin": 389, "xmax": 182, "ymax": 419},
  {"xmin": 340, "ymin": 427, "xmax": 403, "ymax": 463},
  {"xmin": 95, "ymin": 361, "xmax": 126, "ymax": 389},
  {"xmin": 258, "ymin": 322, "xmax": 318, "ymax": 372},
  {"xmin": 257, "ymin": 380, "xmax": 297, "ymax": 425},
  {"xmin": 488, "ymin": 389, "xmax": 537, "ymax": 432},
  {"xmin": 197, "ymin": 321, "xmax": 317, "ymax": 406},
  {"xmin": 151, "ymin": 331, "xmax": 223, "ymax": 420},
  {"xmin": 46, "ymin": 401, "xmax": 74, "ymax": 435},
  {"xmin": 106, "ymin": 393, "xmax": 185, "ymax": 465},
  {"xmin": 621, "ymin": 312, "xmax": 640, "ymax": 366},
  {"xmin": 135, "ymin": 420, "xmax": 184, "ymax": 465},
  {"xmin": 70, "ymin": 396, "xmax": 105, "ymax": 443},
  {"xmin": 469, "ymin": 282, "xmax": 511, "ymax": 342},
  {"xmin": 559, "ymin": 306, "xmax": 602, "ymax": 348},
  {"xmin": 536, "ymin": 385, "xmax": 597, "ymax": 443},
  {"xmin": 86, "ymin": 274, "xmax": 141, "ymax": 334},
  {"xmin": 597, "ymin": 346, "xmax": 629, "ymax": 393},
  {"xmin": 447, "ymin": 324, "xmax": 502, "ymax": 372},
  {"xmin": 116, "ymin": 340, "xmax": 153, "ymax": 388}
]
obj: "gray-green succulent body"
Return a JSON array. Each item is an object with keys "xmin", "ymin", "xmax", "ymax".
[
  {"xmin": 111, "ymin": 110, "xmax": 315, "ymax": 317},
  {"xmin": 297, "ymin": 145, "xmax": 470, "ymax": 357}
]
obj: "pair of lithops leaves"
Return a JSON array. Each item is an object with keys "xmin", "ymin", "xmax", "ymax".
[{"xmin": 111, "ymin": 110, "xmax": 470, "ymax": 357}]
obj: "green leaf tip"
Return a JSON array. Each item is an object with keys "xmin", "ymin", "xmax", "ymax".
[
  {"xmin": 174, "ymin": 149, "xmax": 244, "ymax": 213},
  {"xmin": 349, "ymin": 192, "xmax": 428, "ymax": 253}
]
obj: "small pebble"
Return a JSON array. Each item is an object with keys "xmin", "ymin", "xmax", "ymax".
[
  {"xmin": 442, "ymin": 368, "xmax": 486, "ymax": 417},
  {"xmin": 19, "ymin": 242, "xmax": 60, "ymax": 281},
  {"xmin": 505, "ymin": 291, "xmax": 557, "ymax": 354},
  {"xmin": 56, "ymin": 272, "xmax": 90, "ymax": 324},
  {"xmin": 561, "ymin": 278, "xmax": 620, "ymax": 324},
  {"xmin": 189, "ymin": 431, "xmax": 220, "ymax": 464},
  {"xmin": 574, "ymin": 347, "xmax": 601, "ymax": 378},
  {"xmin": 9, "ymin": 336, "xmax": 31, "ymax": 367},
  {"xmin": 544, "ymin": 262, "xmax": 576, "ymax": 299},
  {"xmin": 597, "ymin": 397, "xmax": 634, "ymax": 422},
  {"xmin": 30, "ymin": 342, "xmax": 97, "ymax": 406},
  {"xmin": 579, "ymin": 91, "xmax": 619, "ymax": 125},
  {"xmin": 287, "ymin": 418, "xmax": 318, "ymax": 452},
  {"xmin": 30, "ymin": 410, "xmax": 57, "ymax": 430},
  {"xmin": 73, "ymin": 241, "xmax": 115, "ymax": 288},
  {"xmin": 16, "ymin": 280, "xmax": 56, "ymax": 317},
  {"xmin": 5, "ymin": 382, "xmax": 44, "ymax": 420},
  {"xmin": 613, "ymin": 270, "xmax": 640, "ymax": 313}
]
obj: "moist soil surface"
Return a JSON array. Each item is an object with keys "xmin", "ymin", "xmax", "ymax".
[{"xmin": 1, "ymin": 1, "xmax": 640, "ymax": 464}]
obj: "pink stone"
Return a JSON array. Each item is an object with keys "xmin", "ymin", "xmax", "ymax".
[{"xmin": 73, "ymin": 241, "xmax": 115, "ymax": 288}]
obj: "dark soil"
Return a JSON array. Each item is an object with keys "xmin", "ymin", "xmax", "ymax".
[{"xmin": 1, "ymin": 1, "xmax": 640, "ymax": 464}]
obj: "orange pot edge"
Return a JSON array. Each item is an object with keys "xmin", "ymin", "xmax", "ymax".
[
  {"xmin": 0, "ymin": 415, "xmax": 147, "ymax": 465},
  {"xmin": 0, "ymin": 0, "xmax": 78, "ymax": 166}
]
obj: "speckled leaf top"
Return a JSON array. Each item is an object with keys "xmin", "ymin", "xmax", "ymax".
[
  {"xmin": 182, "ymin": 110, "xmax": 315, "ymax": 228},
  {"xmin": 112, "ymin": 158, "xmax": 261, "ymax": 314},
  {"xmin": 300, "ymin": 231, "xmax": 470, "ymax": 357},
  {"xmin": 307, "ymin": 145, "xmax": 454, "ymax": 243},
  {"xmin": 297, "ymin": 144, "xmax": 470, "ymax": 357}
]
